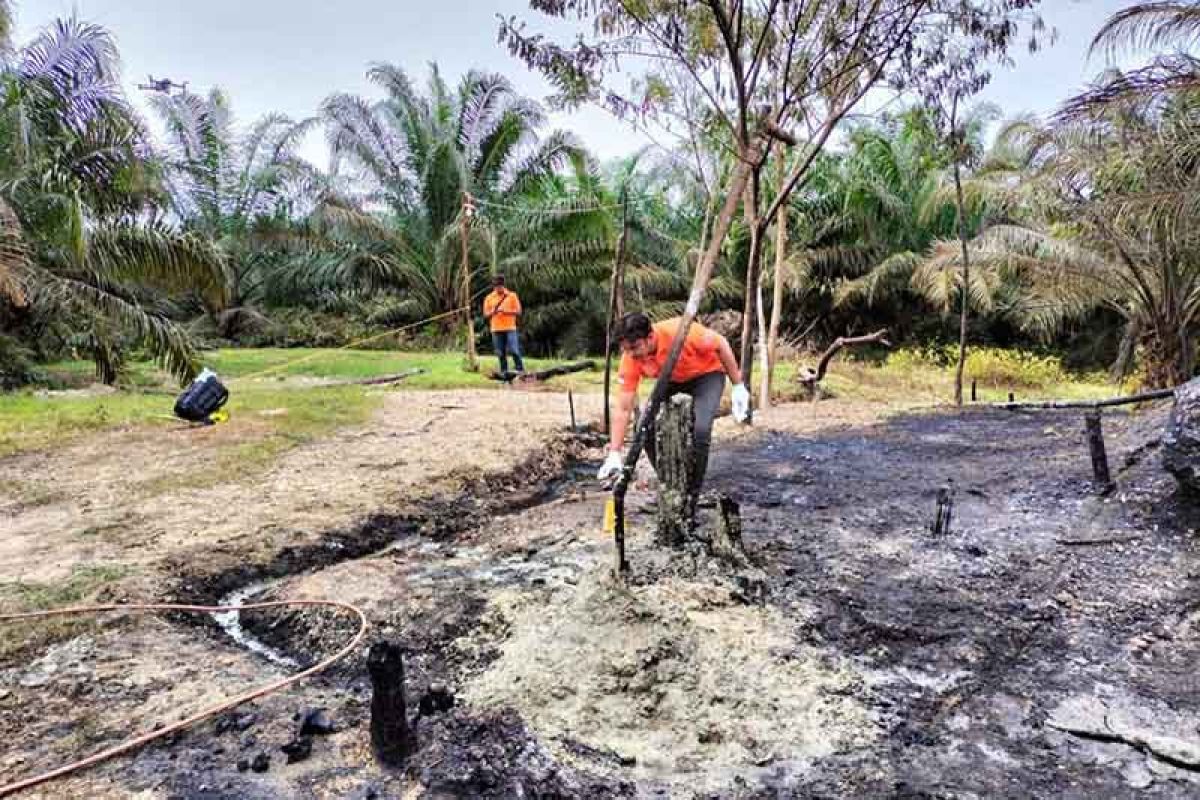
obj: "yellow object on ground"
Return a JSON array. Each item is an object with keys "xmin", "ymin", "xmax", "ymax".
[
  {"xmin": 210, "ymin": 409, "xmax": 230, "ymax": 424},
  {"xmin": 602, "ymin": 495, "xmax": 616, "ymax": 534}
]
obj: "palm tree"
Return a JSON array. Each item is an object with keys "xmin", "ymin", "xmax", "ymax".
[
  {"xmin": 150, "ymin": 88, "xmax": 319, "ymax": 333},
  {"xmin": 928, "ymin": 95, "xmax": 1200, "ymax": 387},
  {"xmin": 0, "ymin": 16, "xmax": 224, "ymax": 383},
  {"xmin": 318, "ymin": 64, "xmax": 585, "ymax": 328},
  {"xmin": 1065, "ymin": 2, "xmax": 1200, "ymax": 114},
  {"xmin": 831, "ymin": 108, "xmax": 998, "ymax": 321}
]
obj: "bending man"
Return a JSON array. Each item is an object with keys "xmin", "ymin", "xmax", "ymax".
[{"xmin": 597, "ymin": 312, "xmax": 750, "ymax": 489}]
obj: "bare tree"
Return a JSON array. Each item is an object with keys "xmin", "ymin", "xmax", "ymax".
[{"xmin": 501, "ymin": 0, "xmax": 1044, "ymax": 570}]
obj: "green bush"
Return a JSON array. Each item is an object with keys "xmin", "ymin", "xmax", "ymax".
[{"xmin": 885, "ymin": 345, "xmax": 1068, "ymax": 388}]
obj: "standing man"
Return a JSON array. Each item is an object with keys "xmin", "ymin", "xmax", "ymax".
[
  {"xmin": 597, "ymin": 312, "xmax": 750, "ymax": 489},
  {"xmin": 482, "ymin": 274, "xmax": 525, "ymax": 375}
]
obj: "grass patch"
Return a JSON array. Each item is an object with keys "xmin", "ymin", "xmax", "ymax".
[
  {"xmin": 1, "ymin": 348, "xmax": 606, "ymax": 457},
  {"xmin": 775, "ymin": 346, "xmax": 1117, "ymax": 405},
  {"xmin": 0, "ymin": 564, "xmax": 133, "ymax": 659}
]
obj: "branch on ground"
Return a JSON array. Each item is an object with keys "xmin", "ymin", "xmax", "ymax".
[{"xmin": 797, "ymin": 329, "xmax": 892, "ymax": 389}]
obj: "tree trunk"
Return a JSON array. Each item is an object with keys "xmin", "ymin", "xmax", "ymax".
[
  {"xmin": 765, "ymin": 150, "xmax": 787, "ymax": 408},
  {"xmin": 738, "ymin": 166, "xmax": 764, "ymax": 423},
  {"xmin": 1141, "ymin": 324, "xmax": 1192, "ymax": 388},
  {"xmin": 655, "ymin": 394, "xmax": 696, "ymax": 547},
  {"xmin": 603, "ymin": 194, "xmax": 629, "ymax": 434},
  {"xmin": 756, "ymin": 280, "xmax": 769, "ymax": 409},
  {"xmin": 952, "ymin": 158, "xmax": 970, "ymax": 407}
]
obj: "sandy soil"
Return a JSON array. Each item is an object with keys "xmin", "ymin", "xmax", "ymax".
[{"xmin": 0, "ymin": 389, "xmax": 604, "ymax": 591}]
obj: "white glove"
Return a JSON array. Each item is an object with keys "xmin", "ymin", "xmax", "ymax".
[
  {"xmin": 731, "ymin": 383, "xmax": 751, "ymax": 423},
  {"xmin": 597, "ymin": 450, "xmax": 625, "ymax": 481}
]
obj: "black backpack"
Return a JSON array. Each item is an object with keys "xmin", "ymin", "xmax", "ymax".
[{"xmin": 174, "ymin": 369, "xmax": 229, "ymax": 424}]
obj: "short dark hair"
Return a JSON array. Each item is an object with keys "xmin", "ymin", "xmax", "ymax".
[
  {"xmin": 492, "ymin": 273, "xmax": 505, "ymax": 285},
  {"xmin": 614, "ymin": 312, "xmax": 653, "ymax": 345}
]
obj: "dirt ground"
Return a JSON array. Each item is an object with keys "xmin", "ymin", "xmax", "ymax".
[
  {"xmin": 3, "ymin": 390, "xmax": 1199, "ymax": 798},
  {"xmin": 0, "ymin": 389, "xmax": 607, "ymax": 591}
]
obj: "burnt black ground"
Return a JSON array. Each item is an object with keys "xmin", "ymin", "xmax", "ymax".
[
  {"xmin": 700, "ymin": 403, "xmax": 1200, "ymax": 798},
  {"xmin": 13, "ymin": 405, "xmax": 1198, "ymax": 799}
]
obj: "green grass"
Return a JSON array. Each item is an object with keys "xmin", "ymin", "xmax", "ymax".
[
  {"xmin": 3, "ymin": 345, "xmax": 1126, "ymax": 457},
  {"xmin": 0, "ymin": 346, "xmax": 612, "ymax": 461},
  {"xmin": 0, "ymin": 564, "xmax": 133, "ymax": 659},
  {"xmin": 786, "ymin": 346, "xmax": 1119, "ymax": 406},
  {"xmin": 0, "ymin": 376, "xmax": 378, "ymax": 458},
  {"xmin": 208, "ymin": 347, "xmax": 607, "ymax": 391},
  {"xmin": 0, "ymin": 564, "xmax": 131, "ymax": 612}
]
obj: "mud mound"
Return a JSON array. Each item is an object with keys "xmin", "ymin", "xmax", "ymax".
[{"xmin": 462, "ymin": 559, "xmax": 878, "ymax": 792}]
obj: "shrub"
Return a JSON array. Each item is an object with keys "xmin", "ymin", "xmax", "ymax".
[{"xmin": 885, "ymin": 345, "xmax": 1068, "ymax": 388}]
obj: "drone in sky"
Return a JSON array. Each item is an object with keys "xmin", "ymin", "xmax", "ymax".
[{"xmin": 136, "ymin": 75, "xmax": 189, "ymax": 94}]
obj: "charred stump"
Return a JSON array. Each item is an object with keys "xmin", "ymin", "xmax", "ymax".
[
  {"xmin": 655, "ymin": 394, "xmax": 697, "ymax": 547},
  {"xmin": 931, "ymin": 485, "xmax": 954, "ymax": 536},
  {"xmin": 368, "ymin": 642, "xmax": 410, "ymax": 767},
  {"xmin": 711, "ymin": 494, "xmax": 747, "ymax": 561},
  {"xmin": 1085, "ymin": 411, "xmax": 1114, "ymax": 493}
]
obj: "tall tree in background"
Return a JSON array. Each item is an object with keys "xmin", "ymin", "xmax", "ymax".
[
  {"xmin": 0, "ymin": 16, "xmax": 224, "ymax": 383},
  {"xmin": 501, "ymin": 0, "xmax": 1044, "ymax": 421},
  {"xmin": 151, "ymin": 89, "xmax": 318, "ymax": 334}
]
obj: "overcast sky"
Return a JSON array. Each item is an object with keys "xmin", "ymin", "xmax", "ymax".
[{"xmin": 15, "ymin": 0, "xmax": 1140, "ymax": 167}]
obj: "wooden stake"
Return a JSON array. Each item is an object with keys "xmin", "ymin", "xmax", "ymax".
[
  {"xmin": 931, "ymin": 486, "xmax": 953, "ymax": 536},
  {"xmin": 712, "ymin": 494, "xmax": 746, "ymax": 560},
  {"xmin": 971, "ymin": 379, "xmax": 977, "ymax": 402},
  {"xmin": 655, "ymin": 395, "xmax": 697, "ymax": 547},
  {"xmin": 368, "ymin": 642, "xmax": 410, "ymax": 767},
  {"xmin": 568, "ymin": 390, "xmax": 576, "ymax": 432},
  {"xmin": 1085, "ymin": 411, "xmax": 1114, "ymax": 491},
  {"xmin": 460, "ymin": 193, "xmax": 478, "ymax": 372}
]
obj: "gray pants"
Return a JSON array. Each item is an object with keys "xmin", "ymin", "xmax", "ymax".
[{"xmin": 643, "ymin": 371, "xmax": 726, "ymax": 491}]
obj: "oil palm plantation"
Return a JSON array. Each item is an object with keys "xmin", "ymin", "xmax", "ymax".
[
  {"xmin": 317, "ymin": 63, "xmax": 587, "ymax": 328},
  {"xmin": 938, "ymin": 94, "xmax": 1200, "ymax": 388},
  {"xmin": 1066, "ymin": 1, "xmax": 1200, "ymax": 113},
  {"xmin": 149, "ymin": 88, "xmax": 319, "ymax": 335},
  {"xmin": 0, "ymin": 15, "xmax": 224, "ymax": 384}
]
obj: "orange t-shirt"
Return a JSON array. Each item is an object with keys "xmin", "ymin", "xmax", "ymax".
[
  {"xmin": 483, "ymin": 289, "xmax": 521, "ymax": 333},
  {"xmin": 617, "ymin": 318, "xmax": 724, "ymax": 392}
]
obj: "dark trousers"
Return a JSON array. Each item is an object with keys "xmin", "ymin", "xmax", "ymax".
[
  {"xmin": 643, "ymin": 371, "xmax": 725, "ymax": 491},
  {"xmin": 491, "ymin": 330, "xmax": 524, "ymax": 374}
]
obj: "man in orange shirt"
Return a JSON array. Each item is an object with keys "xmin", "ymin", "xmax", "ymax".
[
  {"xmin": 482, "ymin": 274, "xmax": 525, "ymax": 375},
  {"xmin": 597, "ymin": 312, "xmax": 750, "ymax": 489}
]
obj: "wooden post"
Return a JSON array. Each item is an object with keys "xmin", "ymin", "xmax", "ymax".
[
  {"xmin": 712, "ymin": 494, "xmax": 746, "ymax": 560},
  {"xmin": 460, "ymin": 193, "xmax": 478, "ymax": 372},
  {"xmin": 1085, "ymin": 411, "xmax": 1114, "ymax": 491},
  {"xmin": 568, "ymin": 390, "xmax": 576, "ymax": 432},
  {"xmin": 971, "ymin": 379, "xmax": 977, "ymax": 402},
  {"xmin": 368, "ymin": 642, "xmax": 410, "ymax": 767},
  {"xmin": 603, "ymin": 190, "xmax": 628, "ymax": 435},
  {"xmin": 1008, "ymin": 391, "xmax": 1015, "ymax": 403},
  {"xmin": 931, "ymin": 486, "xmax": 953, "ymax": 536},
  {"xmin": 655, "ymin": 395, "xmax": 697, "ymax": 547}
]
